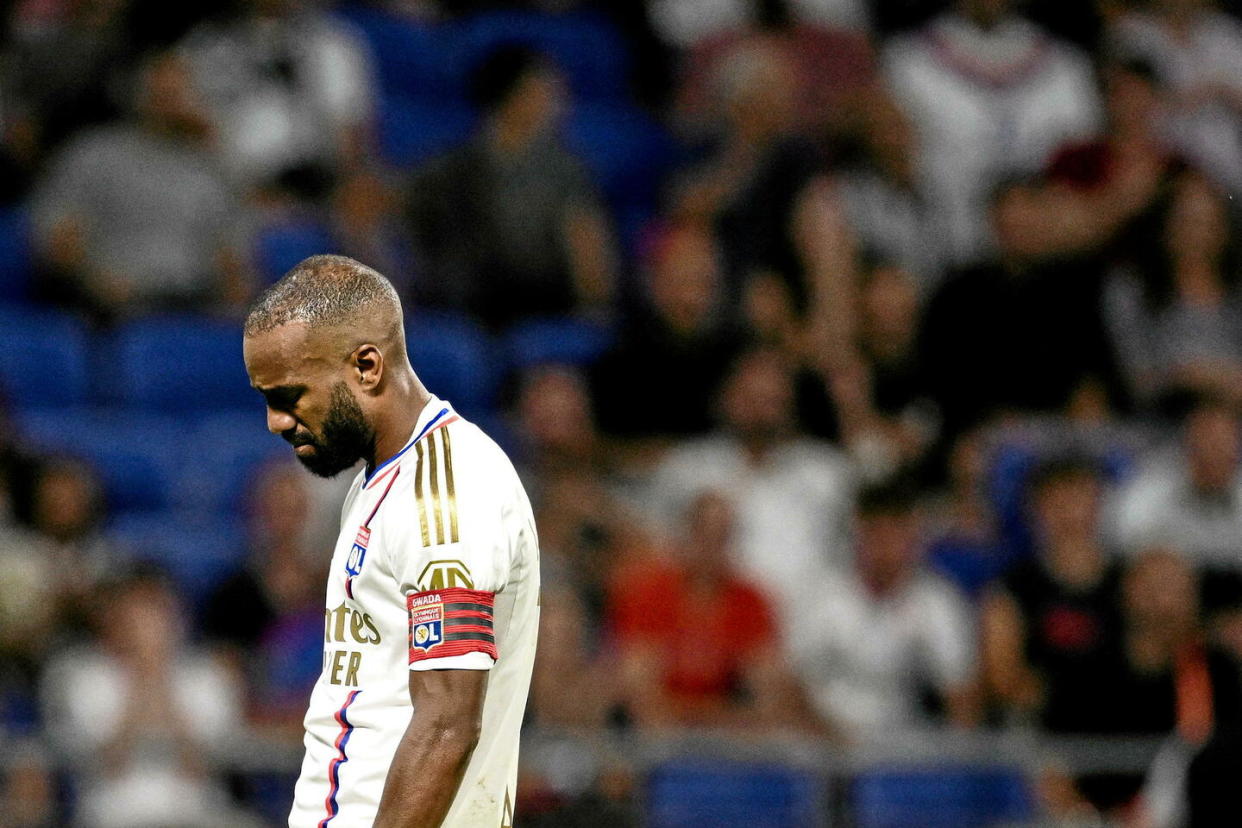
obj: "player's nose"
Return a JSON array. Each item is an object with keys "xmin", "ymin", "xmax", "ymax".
[{"xmin": 266, "ymin": 407, "xmax": 296, "ymax": 436}]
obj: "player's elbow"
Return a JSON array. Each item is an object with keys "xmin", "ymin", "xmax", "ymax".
[{"xmin": 425, "ymin": 709, "xmax": 483, "ymax": 757}]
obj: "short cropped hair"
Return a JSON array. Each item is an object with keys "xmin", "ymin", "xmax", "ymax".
[
  {"xmin": 470, "ymin": 45, "xmax": 547, "ymax": 114},
  {"xmin": 857, "ymin": 476, "xmax": 921, "ymax": 518},
  {"xmin": 244, "ymin": 255, "xmax": 401, "ymax": 336},
  {"xmin": 1026, "ymin": 454, "xmax": 1100, "ymax": 498}
]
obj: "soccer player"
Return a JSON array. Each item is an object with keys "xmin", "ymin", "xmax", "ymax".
[{"xmin": 241, "ymin": 255, "xmax": 540, "ymax": 827}]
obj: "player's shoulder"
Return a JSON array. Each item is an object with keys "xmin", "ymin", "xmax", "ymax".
[{"xmin": 386, "ymin": 413, "xmax": 520, "ymax": 501}]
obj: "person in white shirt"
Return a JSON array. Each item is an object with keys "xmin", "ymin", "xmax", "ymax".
[
  {"xmin": 242, "ymin": 255, "xmax": 540, "ymax": 827},
  {"xmin": 1109, "ymin": 394, "xmax": 1242, "ymax": 572},
  {"xmin": 41, "ymin": 568, "xmax": 253, "ymax": 828},
  {"xmin": 884, "ymin": 0, "xmax": 1100, "ymax": 264},
  {"xmin": 648, "ymin": 346, "xmax": 855, "ymax": 636},
  {"xmin": 1109, "ymin": 0, "xmax": 1242, "ymax": 194},
  {"xmin": 790, "ymin": 480, "xmax": 979, "ymax": 738}
]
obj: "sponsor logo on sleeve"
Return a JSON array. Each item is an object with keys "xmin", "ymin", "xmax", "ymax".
[{"xmin": 415, "ymin": 559, "xmax": 473, "ymax": 591}]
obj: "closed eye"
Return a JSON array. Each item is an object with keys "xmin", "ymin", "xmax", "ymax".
[{"xmin": 258, "ymin": 385, "xmax": 305, "ymax": 411}]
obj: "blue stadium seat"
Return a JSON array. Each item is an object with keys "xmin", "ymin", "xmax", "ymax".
[
  {"xmin": 457, "ymin": 10, "xmax": 630, "ymax": 102},
  {"xmin": 0, "ymin": 304, "xmax": 91, "ymax": 410},
  {"xmin": 188, "ymin": 412, "xmax": 288, "ymax": 513},
  {"xmin": 646, "ymin": 760, "xmax": 826, "ymax": 828},
  {"xmin": 107, "ymin": 510, "xmax": 247, "ymax": 600},
  {"xmin": 255, "ymin": 219, "xmax": 339, "ymax": 285},
  {"xmin": 853, "ymin": 765, "xmax": 1033, "ymax": 828},
  {"xmin": 15, "ymin": 408, "xmax": 183, "ymax": 512},
  {"xmin": 503, "ymin": 316, "xmax": 613, "ymax": 371},
  {"xmin": 112, "ymin": 315, "xmax": 253, "ymax": 413},
  {"xmin": 0, "ymin": 207, "xmax": 33, "ymax": 301},
  {"xmin": 378, "ymin": 95, "xmax": 476, "ymax": 169},
  {"xmin": 406, "ymin": 311, "xmax": 497, "ymax": 417},
  {"xmin": 565, "ymin": 102, "xmax": 676, "ymax": 209},
  {"xmin": 333, "ymin": 6, "xmax": 466, "ymax": 100}
]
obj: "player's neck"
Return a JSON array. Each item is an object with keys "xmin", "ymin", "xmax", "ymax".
[{"xmin": 367, "ymin": 373, "xmax": 433, "ymax": 473}]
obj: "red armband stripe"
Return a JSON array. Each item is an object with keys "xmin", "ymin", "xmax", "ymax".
[{"xmin": 407, "ymin": 588, "xmax": 498, "ymax": 663}]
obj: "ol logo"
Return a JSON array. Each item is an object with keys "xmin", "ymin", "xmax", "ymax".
[
  {"xmin": 346, "ymin": 526, "xmax": 371, "ymax": 578},
  {"xmin": 410, "ymin": 602, "xmax": 444, "ymax": 653}
]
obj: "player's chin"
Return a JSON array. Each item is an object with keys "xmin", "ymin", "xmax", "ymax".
[{"xmin": 295, "ymin": 449, "xmax": 355, "ymax": 479}]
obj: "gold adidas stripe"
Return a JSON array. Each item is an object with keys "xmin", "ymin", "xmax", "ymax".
[
  {"xmin": 412, "ymin": 426, "xmax": 459, "ymax": 547},
  {"xmin": 442, "ymin": 427, "xmax": 459, "ymax": 543},
  {"xmin": 428, "ymin": 429, "xmax": 444, "ymax": 544},
  {"xmin": 414, "ymin": 441, "xmax": 430, "ymax": 547}
]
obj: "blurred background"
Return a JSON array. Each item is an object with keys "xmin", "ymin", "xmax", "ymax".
[{"xmin": 0, "ymin": 0, "xmax": 1241, "ymax": 825}]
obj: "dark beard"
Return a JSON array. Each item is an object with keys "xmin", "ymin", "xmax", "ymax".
[{"xmin": 293, "ymin": 382, "xmax": 374, "ymax": 478}]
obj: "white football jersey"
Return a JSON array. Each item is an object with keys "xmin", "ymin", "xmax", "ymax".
[{"xmin": 289, "ymin": 396, "xmax": 540, "ymax": 828}]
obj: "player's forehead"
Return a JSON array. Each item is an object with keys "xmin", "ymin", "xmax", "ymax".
[{"xmin": 243, "ymin": 321, "xmax": 319, "ymax": 386}]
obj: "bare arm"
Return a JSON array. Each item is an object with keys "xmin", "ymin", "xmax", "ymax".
[
  {"xmin": 979, "ymin": 589, "xmax": 1042, "ymax": 715},
  {"xmin": 373, "ymin": 669, "xmax": 488, "ymax": 828},
  {"xmin": 563, "ymin": 203, "xmax": 616, "ymax": 312}
]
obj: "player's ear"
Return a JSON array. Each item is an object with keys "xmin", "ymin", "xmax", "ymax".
[{"xmin": 352, "ymin": 343, "xmax": 384, "ymax": 392}]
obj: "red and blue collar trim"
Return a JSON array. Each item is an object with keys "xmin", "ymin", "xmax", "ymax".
[{"xmin": 363, "ymin": 404, "xmax": 454, "ymax": 489}]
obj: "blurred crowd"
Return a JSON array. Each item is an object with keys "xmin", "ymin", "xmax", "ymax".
[{"xmin": 1, "ymin": 0, "xmax": 1242, "ymax": 825}]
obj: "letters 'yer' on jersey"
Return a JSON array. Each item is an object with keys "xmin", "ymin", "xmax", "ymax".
[{"xmin": 289, "ymin": 396, "xmax": 540, "ymax": 828}]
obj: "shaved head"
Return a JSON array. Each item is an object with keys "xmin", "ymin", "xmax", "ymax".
[{"xmin": 244, "ymin": 254, "xmax": 404, "ymax": 343}]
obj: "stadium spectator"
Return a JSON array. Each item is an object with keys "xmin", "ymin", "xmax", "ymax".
[
  {"xmin": 918, "ymin": 177, "xmax": 1120, "ymax": 443},
  {"xmin": 533, "ymin": 468, "xmax": 644, "ymax": 640},
  {"xmin": 405, "ymin": 45, "xmax": 616, "ymax": 329},
  {"xmin": 680, "ymin": 38, "xmax": 854, "ymax": 327},
  {"xmin": 0, "ymin": 743, "xmax": 56, "ymax": 828},
  {"xmin": 0, "ymin": 396, "xmax": 41, "ymax": 528},
  {"xmin": 836, "ymin": 86, "xmax": 946, "ymax": 290},
  {"xmin": 0, "ymin": 486, "xmax": 46, "ymax": 735},
  {"xmin": 1078, "ymin": 549, "xmax": 1242, "ymax": 816},
  {"xmin": 790, "ymin": 480, "xmax": 979, "ymax": 738},
  {"xmin": 201, "ymin": 463, "xmax": 326, "ymax": 731},
  {"xmin": 1109, "ymin": 0, "xmax": 1242, "ymax": 194},
  {"xmin": 833, "ymin": 257, "xmax": 936, "ymax": 479},
  {"xmin": 0, "ymin": 457, "xmax": 121, "ymax": 723},
  {"xmin": 884, "ymin": 0, "xmax": 1101, "ymax": 264},
  {"xmin": 647, "ymin": 346, "xmax": 855, "ymax": 631},
  {"xmin": 671, "ymin": 40, "xmax": 828, "ymax": 310},
  {"xmin": 926, "ymin": 428, "xmax": 1012, "ymax": 600},
  {"xmin": 668, "ymin": 2, "xmax": 875, "ymax": 142},
  {"xmin": 590, "ymin": 223, "xmax": 743, "ymax": 440},
  {"xmin": 178, "ymin": 0, "xmax": 377, "ymax": 190},
  {"xmin": 514, "ymin": 365, "xmax": 610, "ymax": 498},
  {"xmin": 1103, "ymin": 169, "xmax": 1242, "ymax": 409},
  {"xmin": 30, "ymin": 50, "xmax": 251, "ymax": 320},
  {"xmin": 607, "ymin": 491, "xmax": 810, "ymax": 731},
  {"xmin": 1109, "ymin": 393, "xmax": 1242, "ymax": 571},
  {"xmin": 5, "ymin": 0, "xmax": 132, "ymax": 164},
  {"xmin": 27, "ymin": 458, "xmax": 124, "ymax": 636},
  {"xmin": 326, "ymin": 166, "xmax": 415, "ymax": 295},
  {"xmin": 528, "ymin": 581, "xmax": 618, "ymax": 729},
  {"xmin": 981, "ymin": 457, "xmax": 1124, "ymax": 731},
  {"xmin": 40, "ymin": 568, "xmax": 252, "ymax": 827},
  {"xmin": 648, "ymin": 0, "xmax": 871, "ymax": 47},
  {"xmin": 1043, "ymin": 58, "xmax": 1175, "ymax": 264}
]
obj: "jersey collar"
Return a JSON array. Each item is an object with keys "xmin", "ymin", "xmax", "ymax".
[{"xmin": 363, "ymin": 396, "xmax": 453, "ymax": 488}]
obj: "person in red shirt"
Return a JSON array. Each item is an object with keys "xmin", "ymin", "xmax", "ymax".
[{"xmin": 606, "ymin": 490, "xmax": 809, "ymax": 731}]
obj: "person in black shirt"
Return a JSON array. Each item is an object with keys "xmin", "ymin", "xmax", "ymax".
[
  {"xmin": 980, "ymin": 456, "xmax": 1123, "ymax": 732},
  {"xmin": 591, "ymin": 223, "xmax": 742, "ymax": 440},
  {"xmin": 1082, "ymin": 550, "xmax": 1242, "ymax": 814}
]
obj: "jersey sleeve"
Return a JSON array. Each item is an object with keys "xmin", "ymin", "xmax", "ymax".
[{"xmin": 384, "ymin": 425, "xmax": 511, "ymax": 672}]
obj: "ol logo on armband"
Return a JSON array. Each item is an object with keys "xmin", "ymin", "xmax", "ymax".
[{"xmin": 409, "ymin": 600, "xmax": 445, "ymax": 653}]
